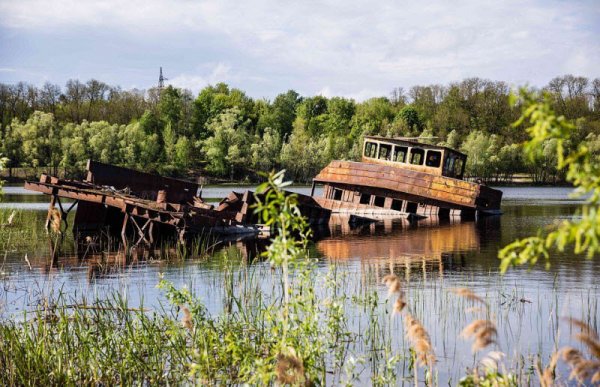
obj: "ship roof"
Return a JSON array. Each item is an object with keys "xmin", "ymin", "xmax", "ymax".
[{"xmin": 364, "ymin": 135, "xmax": 467, "ymax": 158}]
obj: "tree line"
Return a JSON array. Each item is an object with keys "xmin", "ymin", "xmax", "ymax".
[{"xmin": 1, "ymin": 75, "xmax": 599, "ymax": 183}]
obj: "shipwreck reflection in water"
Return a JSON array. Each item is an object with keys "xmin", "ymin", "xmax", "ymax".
[
  {"xmin": 314, "ymin": 215, "xmax": 500, "ymax": 281},
  {"xmin": 32, "ymin": 213, "xmax": 500, "ymax": 282}
]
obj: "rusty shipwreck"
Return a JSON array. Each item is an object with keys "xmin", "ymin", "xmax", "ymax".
[
  {"xmin": 24, "ymin": 160, "xmax": 330, "ymax": 248},
  {"xmin": 311, "ymin": 136, "xmax": 502, "ymax": 219}
]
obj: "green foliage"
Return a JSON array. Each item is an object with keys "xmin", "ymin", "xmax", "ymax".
[
  {"xmin": 398, "ymin": 105, "xmax": 423, "ymax": 132},
  {"xmin": 459, "ymin": 369, "xmax": 517, "ymax": 386},
  {"xmin": 280, "ymin": 123, "xmax": 330, "ymax": 182},
  {"xmin": 499, "ymin": 89, "xmax": 600, "ymax": 271},
  {"xmin": 202, "ymin": 107, "xmax": 251, "ymax": 179},
  {"xmin": 460, "ymin": 131, "xmax": 501, "ymax": 181},
  {"xmin": 1, "ymin": 75, "xmax": 599, "ymax": 181},
  {"xmin": 10, "ymin": 111, "xmax": 60, "ymax": 168},
  {"xmin": 0, "ymin": 156, "xmax": 7, "ymax": 198},
  {"xmin": 250, "ymin": 127, "xmax": 281, "ymax": 172}
]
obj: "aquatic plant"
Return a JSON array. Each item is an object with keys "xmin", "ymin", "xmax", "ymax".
[
  {"xmin": 500, "ymin": 89, "xmax": 600, "ymax": 271},
  {"xmin": 452, "ymin": 287, "xmax": 519, "ymax": 386},
  {"xmin": 0, "ymin": 156, "xmax": 7, "ymax": 199}
]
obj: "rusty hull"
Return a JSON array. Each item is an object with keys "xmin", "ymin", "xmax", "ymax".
[
  {"xmin": 24, "ymin": 161, "xmax": 331, "ymax": 248},
  {"xmin": 313, "ymin": 160, "xmax": 502, "ymax": 216}
]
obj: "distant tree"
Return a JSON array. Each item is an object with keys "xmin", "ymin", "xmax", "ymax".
[
  {"xmin": 138, "ymin": 110, "xmax": 162, "ymax": 135},
  {"xmin": 324, "ymin": 97, "xmax": 355, "ymax": 136},
  {"xmin": 63, "ymin": 79, "xmax": 87, "ymax": 123},
  {"xmin": 60, "ymin": 121, "xmax": 90, "ymax": 174},
  {"xmin": 256, "ymin": 90, "xmax": 301, "ymax": 141},
  {"xmin": 350, "ymin": 97, "xmax": 395, "ymax": 138},
  {"xmin": 202, "ymin": 108, "xmax": 251, "ymax": 179},
  {"xmin": 250, "ymin": 127, "xmax": 282, "ymax": 173},
  {"xmin": 11, "ymin": 111, "xmax": 60, "ymax": 169},
  {"xmin": 159, "ymin": 86, "xmax": 183, "ymax": 132},
  {"xmin": 174, "ymin": 136, "xmax": 192, "ymax": 171},
  {"xmin": 88, "ymin": 121, "xmax": 121, "ymax": 164},
  {"xmin": 119, "ymin": 122, "xmax": 161, "ymax": 171},
  {"xmin": 296, "ymin": 96, "xmax": 328, "ymax": 136},
  {"xmin": 438, "ymin": 129, "xmax": 460, "ymax": 149},
  {"xmin": 84, "ymin": 79, "xmax": 109, "ymax": 121},
  {"xmin": 39, "ymin": 82, "xmax": 61, "ymax": 116},
  {"xmin": 280, "ymin": 121, "xmax": 329, "ymax": 182},
  {"xmin": 191, "ymin": 83, "xmax": 254, "ymax": 140},
  {"xmin": 397, "ymin": 106, "xmax": 423, "ymax": 132},
  {"xmin": 460, "ymin": 131, "xmax": 501, "ymax": 181},
  {"xmin": 271, "ymin": 90, "xmax": 301, "ymax": 140},
  {"xmin": 390, "ymin": 87, "xmax": 407, "ymax": 106}
]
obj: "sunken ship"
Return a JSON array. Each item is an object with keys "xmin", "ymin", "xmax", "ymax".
[{"xmin": 311, "ymin": 136, "xmax": 503, "ymax": 219}]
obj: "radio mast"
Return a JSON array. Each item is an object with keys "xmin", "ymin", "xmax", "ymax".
[{"xmin": 158, "ymin": 67, "xmax": 167, "ymax": 89}]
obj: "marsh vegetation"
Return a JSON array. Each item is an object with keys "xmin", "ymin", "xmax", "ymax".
[{"xmin": 0, "ymin": 92, "xmax": 599, "ymax": 385}]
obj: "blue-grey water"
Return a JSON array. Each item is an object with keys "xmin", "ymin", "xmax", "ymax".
[{"xmin": 0, "ymin": 184, "xmax": 597, "ymax": 384}]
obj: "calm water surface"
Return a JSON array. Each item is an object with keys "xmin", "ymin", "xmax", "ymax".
[{"xmin": 0, "ymin": 184, "xmax": 598, "ymax": 384}]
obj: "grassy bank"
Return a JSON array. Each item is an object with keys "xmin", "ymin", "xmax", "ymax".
[{"xmin": 1, "ymin": 175, "xmax": 599, "ymax": 386}]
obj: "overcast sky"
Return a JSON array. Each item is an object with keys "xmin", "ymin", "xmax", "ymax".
[{"xmin": 0, "ymin": 0, "xmax": 598, "ymax": 100}]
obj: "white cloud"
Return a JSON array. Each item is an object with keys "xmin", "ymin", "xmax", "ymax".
[
  {"xmin": 1, "ymin": 0, "xmax": 598, "ymax": 99},
  {"xmin": 168, "ymin": 63, "xmax": 232, "ymax": 93}
]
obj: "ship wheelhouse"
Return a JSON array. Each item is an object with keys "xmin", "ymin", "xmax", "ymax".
[{"xmin": 362, "ymin": 136, "xmax": 467, "ymax": 179}]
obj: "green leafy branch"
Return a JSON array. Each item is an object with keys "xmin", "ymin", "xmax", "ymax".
[
  {"xmin": 499, "ymin": 89, "xmax": 600, "ymax": 272},
  {"xmin": 0, "ymin": 156, "xmax": 8, "ymax": 200}
]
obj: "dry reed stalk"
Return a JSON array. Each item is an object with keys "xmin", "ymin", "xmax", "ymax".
[
  {"xmin": 382, "ymin": 274, "xmax": 402, "ymax": 297},
  {"xmin": 575, "ymin": 333, "xmax": 600, "ymax": 359},
  {"xmin": 404, "ymin": 313, "xmax": 436, "ymax": 367},
  {"xmin": 275, "ymin": 353, "xmax": 305, "ymax": 385},
  {"xmin": 393, "ymin": 297, "xmax": 406, "ymax": 314},
  {"xmin": 460, "ymin": 319, "xmax": 497, "ymax": 353},
  {"xmin": 181, "ymin": 306, "xmax": 193, "ymax": 331},
  {"xmin": 6, "ymin": 210, "xmax": 15, "ymax": 226},
  {"xmin": 50, "ymin": 208, "xmax": 61, "ymax": 233},
  {"xmin": 564, "ymin": 317, "xmax": 599, "ymax": 339},
  {"xmin": 451, "ymin": 288, "xmax": 487, "ymax": 306},
  {"xmin": 553, "ymin": 319, "xmax": 600, "ymax": 384},
  {"xmin": 536, "ymin": 352, "xmax": 558, "ymax": 387}
]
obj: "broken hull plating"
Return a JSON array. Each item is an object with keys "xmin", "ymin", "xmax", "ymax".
[{"xmin": 313, "ymin": 160, "xmax": 503, "ymax": 219}]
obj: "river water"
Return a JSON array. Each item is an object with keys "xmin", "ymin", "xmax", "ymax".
[{"xmin": 0, "ymin": 184, "xmax": 597, "ymax": 384}]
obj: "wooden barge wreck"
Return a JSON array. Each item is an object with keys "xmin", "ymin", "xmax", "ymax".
[
  {"xmin": 312, "ymin": 136, "xmax": 502, "ymax": 219},
  {"xmin": 24, "ymin": 160, "xmax": 330, "ymax": 248}
]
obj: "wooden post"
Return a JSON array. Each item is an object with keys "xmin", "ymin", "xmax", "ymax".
[{"xmin": 121, "ymin": 213, "xmax": 129, "ymax": 251}]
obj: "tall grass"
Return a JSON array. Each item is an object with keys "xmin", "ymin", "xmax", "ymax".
[{"xmin": 1, "ymin": 172, "xmax": 599, "ymax": 385}]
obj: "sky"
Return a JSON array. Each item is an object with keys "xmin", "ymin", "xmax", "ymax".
[{"xmin": 0, "ymin": 0, "xmax": 599, "ymax": 100}]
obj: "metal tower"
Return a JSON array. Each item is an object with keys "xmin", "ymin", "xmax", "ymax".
[{"xmin": 158, "ymin": 67, "xmax": 167, "ymax": 89}]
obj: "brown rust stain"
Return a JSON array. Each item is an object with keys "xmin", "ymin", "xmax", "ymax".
[{"xmin": 315, "ymin": 161, "xmax": 480, "ymax": 208}]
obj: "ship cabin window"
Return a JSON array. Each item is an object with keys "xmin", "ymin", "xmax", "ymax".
[
  {"xmin": 394, "ymin": 146, "xmax": 408, "ymax": 163},
  {"xmin": 359, "ymin": 193, "xmax": 371, "ymax": 205},
  {"xmin": 406, "ymin": 202, "xmax": 418, "ymax": 214},
  {"xmin": 409, "ymin": 148, "xmax": 425, "ymax": 165},
  {"xmin": 444, "ymin": 155, "xmax": 455, "ymax": 176},
  {"xmin": 378, "ymin": 144, "xmax": 392, "ymax": 160},
  {"xmin": 391, "ymin": 199, "xmax": 403, "ymax": 211},
  {"xmin": 443, "ymin": 153, "xmax": 466, "ymax": 178},
  {"xmin": 425, "ymin": 150, "xmax": 442, "ymax": 168},
  {"xmin": 373, "ymin": 196, "xmax": 386, "ymax": 207},
  {"xmin": 454, "ymin": 157, "xmax": 465, "ymax": 178},
  {"xmin": 364, "ymin": 142, "xmax": 378, "ymax": 158},
  {"xmin": 333, "ymin": 188, "xmax": 343, "ymax": 201}
]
